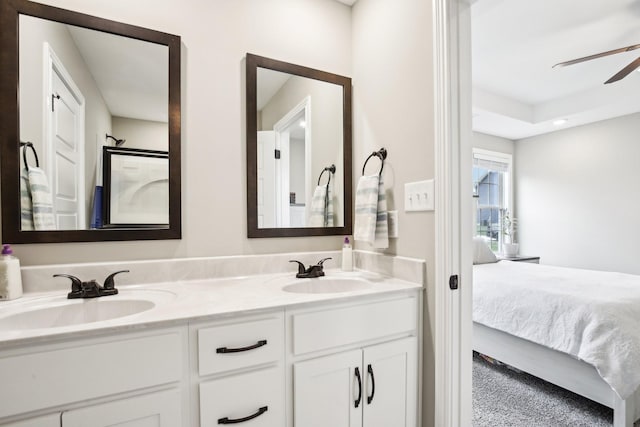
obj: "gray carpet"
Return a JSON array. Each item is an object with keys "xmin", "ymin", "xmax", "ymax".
[{"xmin": 472, "ymin": 352, "xmax": 636, "ymax": 427}]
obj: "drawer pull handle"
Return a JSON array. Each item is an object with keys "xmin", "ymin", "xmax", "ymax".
[
  {"xmin": 354, "ymin": 366, "xmax": 362, "ymax": 408},
  {"xmin": 367, "ymin": 364, "xmax": 376, "ymax": 404},
  {"xmin": 218, "ymin": 406, "xmax": 268, "ymax": 424},
  {"xmin": 216, "ymin": 339, "xmax": 267, "ymax": 354}
]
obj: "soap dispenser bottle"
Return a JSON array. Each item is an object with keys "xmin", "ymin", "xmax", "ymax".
[
  {"xmin": 0, "ymin": 244, "xmax": 23, "ymax": 300},
  {"xmin": 342, "ymin": 237, "xmax": 353, "ymax": 271}
]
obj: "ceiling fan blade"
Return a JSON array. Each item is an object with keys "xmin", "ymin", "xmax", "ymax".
[
  {"xmin": 605, "ymin": 56, "xmax": 640, "ymax": 84},
  {"xmin": 553, "ymin": 43, "xmax": 640, "ymax": 68}
]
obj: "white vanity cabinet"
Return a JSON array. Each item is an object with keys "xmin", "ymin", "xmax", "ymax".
[
  {"xmin": 4, "ymin": 390, "xmax": 182, "ymax": 427},
  {"xmin": 62, "ymin": 389, "xmax": 181, "ymax": 426},
  {"xmin": 0, "ymin": 327, "xmax": 187, "ymax": 426},
  {"xmin": 190, "ymin": 312, "xmax": 285, "ymax": 427},
  {"xmin": 0, "ymin": 281, "xmax": 421, "ymax": 427},
  {"xmin": 3, "ymin": 414, "xmax": 60, "ymax": 427},
  {"xmin": 287, "ymin": 293, "xmax": 420, "ymax": 427},
  {"xmin": 294, "ymin": 337, "xmax": 417, "ymax": 427}
]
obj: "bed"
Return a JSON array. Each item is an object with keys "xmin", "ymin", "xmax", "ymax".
[{"xmin": 473, "ymin": 257, "xmax": 640, "ymax": 427}]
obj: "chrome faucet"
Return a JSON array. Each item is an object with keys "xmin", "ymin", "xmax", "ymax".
[
  {"xmin": 289, "ymin": 258, "xmax": 332, "ymax": 278},
  {"xmin": 53, "ymin": 270, "xmax": 129, "ymax": 299}
]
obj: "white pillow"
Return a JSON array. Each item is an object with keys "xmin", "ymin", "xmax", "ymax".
[{"xmin": 473, "ymin": 237, "xmax": 498, "ymax": 265}]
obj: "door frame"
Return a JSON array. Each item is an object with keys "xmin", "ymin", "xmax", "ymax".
[
  {"xmin": 433, "ymin": 0, "xmax": 473, "ymax": 426},
  {"xmin": 273, "ymin": 96, "xmax": 312, "ymax": 226},
  {"xmin": 42, "ymin": 42, "xmax": 86, "ymax": 228}
]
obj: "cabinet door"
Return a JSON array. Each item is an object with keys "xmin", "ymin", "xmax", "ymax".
[
  {"xmin": 294, "ymin": 349, "xmax": 363, "ymax": 427},
  {"xmin": 363, "ymin": 337, "xmax": 417, "ymax": 427},
  {"xmin": 62, "ymin": 389, "xmax": 181, "ymax": 427},
  {"xmin": 4, "ymin": 413, "xmax": 60, "ymax": 427}
]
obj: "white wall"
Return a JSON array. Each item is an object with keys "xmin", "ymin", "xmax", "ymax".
[
  {"xmin": 515, "ymin": 112, "xmax": 640, "ymax": 274},
  {"xmin": 352, "ymin": 0, "xmax": 434, "ymax": 424},
  {"xmin": 473, "ymin": 131, "xmax": 514, "ymax": 155},
  {"xmin": 13, "ymin": 0, "xmax": 352, "ymax": 265},
  {"xmin": 289, "ymin": 138, "xmax": 306, "ymax": 203},
  {"xmin": 111, "ymin": 117, "xmax": 168, "ymax": 152}
]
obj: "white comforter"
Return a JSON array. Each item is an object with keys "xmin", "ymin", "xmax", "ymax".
[{"xmin": 473, "ymin": 260, "xmax": 640, "ymax": 399}]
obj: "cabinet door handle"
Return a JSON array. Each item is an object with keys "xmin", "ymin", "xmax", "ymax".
[
  {"xmin": 367, "ymin": 364, "xmax": 376, "ymax": 404},
  {"xmin": 216, "ymin": 339, "xmax": 267, "ymax": 354},
  {"xmin": 218, "ymin": 406, "xmax": 268, "ymax": 424},
  {"xmin": 354, "ymin": 366, "xmax": 362, "ymax": 408}
]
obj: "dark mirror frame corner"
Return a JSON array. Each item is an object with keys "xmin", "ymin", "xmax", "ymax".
[
  {"xmin": 0, "ymin": 0, "xmax": 181, "ymax": 243},
  {"xmin": 245, "ymin": 53, "xmax": 353, "ymax": 238}
]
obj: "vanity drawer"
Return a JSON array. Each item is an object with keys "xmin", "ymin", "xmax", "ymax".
[
  {"xmin": 0, "ymin": 329, "xmax": 183, "ymax": 419},
  {"xmin": 291, "ymin": 296, "xmax": 417, "ymax": 355},
  {"xmin": 197, "ymin": 314, "xmax": 283, "ymax": 376},
  {"xmin": 199, "ymin": 366, "xmax": 283, "ymax": 427}
]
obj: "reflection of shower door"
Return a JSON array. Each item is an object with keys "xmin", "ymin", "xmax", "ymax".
[
  {"xmin": 257, "ymin": 131, "xmax": 276, "ymax": 228},
  {"xmin": 44, "ymin": 44, "xmax": 86, "ymax": 230}
]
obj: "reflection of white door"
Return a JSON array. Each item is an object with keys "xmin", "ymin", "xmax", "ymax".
[
  {"xmin": 44, "ymin": 43, "xmax": 85, "ymax": 230},
  {"xmin": 257, "ymin": 131, "xmax": 276, "ymax": 228},
  {"xmin": 273, "ymin": 97, "xmax": 311, "ymax": 227}
]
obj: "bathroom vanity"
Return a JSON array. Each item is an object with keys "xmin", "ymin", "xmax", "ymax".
[{"xmin": 0, "ymin": 255, "xmax": 423, "ymax": 427}]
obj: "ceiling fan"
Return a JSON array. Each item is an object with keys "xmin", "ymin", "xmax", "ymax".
[{"xmin": 553, "ymin": 43, "xmax": 640, "ymax": 84}]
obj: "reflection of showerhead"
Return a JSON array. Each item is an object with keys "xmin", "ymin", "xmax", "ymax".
[{"xmin": 106, "ymin": 134, "xmax": 126, "ymax": 146}]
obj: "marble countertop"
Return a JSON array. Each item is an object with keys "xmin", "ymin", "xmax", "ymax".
[{"xmin": 0, "ymin": 269, "xmax": 422, "ymax": 347}]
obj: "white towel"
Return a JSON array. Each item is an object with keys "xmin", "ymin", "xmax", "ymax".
[
  {"xmin": 27, "ymin": 167, "xmax": 56, "ymax": 230},
  {"xmin": 20, "ymin": 168, "xmax": 34, "ymax": 230},
  {"xmin": 309, "ymin": 184, "xmax": 334, "ymax": 227},
  {"xmin": 354, "ymin": 174, "xmax": 388, "ymax": 248}
]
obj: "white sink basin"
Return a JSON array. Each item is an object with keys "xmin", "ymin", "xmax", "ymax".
[
  {"xmin": 0, "ymin": 289, "xmax": 176, "ymax": 331},
  {"xmin": 282, "ymin": 278, "xmax": 372, "ymax": 294}
]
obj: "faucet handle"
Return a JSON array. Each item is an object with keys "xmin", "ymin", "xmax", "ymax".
[
  {"xmin": 289, "ymin": 260, "xmax": 306, "ymax": 275},
  {"xmin": 103, "ymin": 270, "xmax": 129, "ymax": 290},
  {"xmin": 317, "ymin": 257, "xmax": 332, "ymax": 266},
  {"xmin": 53, "ymin": 274, "xmax": 82, "ymax": 292}
]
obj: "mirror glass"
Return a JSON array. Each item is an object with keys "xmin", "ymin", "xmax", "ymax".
[
  {"xmin": 102, "ymin": 147, "xmax": 169, "ymax": 227},
  {"xmin": 247, "ymin": 54, "xmax": 352, "ymax": 238},
  {"xmin": 0, "ymin": 0, "xmax": 181, "ymax": 243}
]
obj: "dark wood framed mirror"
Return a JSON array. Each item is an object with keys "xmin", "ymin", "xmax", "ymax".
[
  {"xmin": 246, "ymin": 53, "xmax": 352, "ymax": 238},
  {"xmin": 0, "ymin": 0, "xmax": 181, "ymax": 243}
]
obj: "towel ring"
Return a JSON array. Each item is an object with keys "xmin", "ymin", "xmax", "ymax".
[
  {"xmin": 362, "ymin": 148, "xmax": 387, "ymax": 176},
  {"xmin": 20, "ymin": 141, "xmax": 39, "ymax": 170},
  {"xmin": 317, "ymin": 164, "xmax": 336, "ymax": 186}
]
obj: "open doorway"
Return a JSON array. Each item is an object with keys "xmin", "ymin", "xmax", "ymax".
[{"xmin": 469, "ymin": 1, "xmax": 640, "ymax": 426}]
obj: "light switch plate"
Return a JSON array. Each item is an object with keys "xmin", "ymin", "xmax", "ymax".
[
  {"xmin": 404, "ymin": 179, "xmax": 435, "ymax": 212},
  {"xmin": 387, "ymin": 210, "xmax": 398, "ymax": 238}
]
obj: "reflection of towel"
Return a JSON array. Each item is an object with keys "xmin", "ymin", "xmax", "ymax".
[
  {"xmin": 309, "ymin": 184, "xmax": 334, "ymax": 227},
  {"xmin": 354, "ymin": 174, "xmax": 388, "ymax": 249},
  {"xmin": 20, "ymin": 169, "xmax": 34, "ymax": 230},
  {"xmin": 26, "ymin": 167, "xmax": 56, "ymax": 230}
]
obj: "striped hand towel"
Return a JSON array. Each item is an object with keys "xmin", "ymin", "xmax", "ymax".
[
  {"xmin": 27, "ymin": 167, "xmax": 56, "ymax": 230},
  {"xmin": 309, "ymin": 184, "xmax": 334, "ymax": 227},
  {"xmin": 354, "ymin": 174, "xmax": 389, "ymax": 248},
  {"xmin": 20, "ymin": 168, "xmax": 34, "ymax": 230},
  {"xmin": 373, "ymin": 175, "xmax": 389, "ymax": 249}
]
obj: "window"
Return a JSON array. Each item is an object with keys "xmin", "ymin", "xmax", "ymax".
[{"xmin": 472, "ymin": 149, "xmax": 512, "ymax": 252}]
